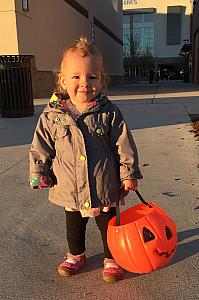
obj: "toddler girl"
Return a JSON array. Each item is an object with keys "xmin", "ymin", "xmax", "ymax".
[{"xmin": 29, "ymin": 37, "xmax": 142, "ymax": 283}]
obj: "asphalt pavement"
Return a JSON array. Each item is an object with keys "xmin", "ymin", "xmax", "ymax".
[{"xmin": 0, "ymin": 80, "xmax": 199, "ymax": 300}]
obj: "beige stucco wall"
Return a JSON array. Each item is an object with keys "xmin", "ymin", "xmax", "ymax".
[
  {"xmin": 94, "ymin": 0, "xmax": 123, "ymax": 38},
  {"xmin": 0, "ymin": 0, "xmax": 123, "ymax": 97},
  {"xmin": 95, "ymin": 26, "xmax": 123, "ymax": 77},
  {"xmin": 0, "ymin": 0, "xmax": 18, "ymax": 54},
  {"xmin": 15, "ymin": 0, "xmax": 90, "ymax": 71},
  {"xmin": 14, "ymin": 0, "xmax": 123, "ymax": 76},
  {"xmin": 123, "ymin": 0, "xmax": 192, "ymax": 58},
  {"xmin": 94, "ymin": 0, "xmax": 123, "ymax": 75}
]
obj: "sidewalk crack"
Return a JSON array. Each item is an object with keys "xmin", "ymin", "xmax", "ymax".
[
  {"xmin": 151, "ymin": 83, "xmax": 159, "ymax": 104},
  {"xmin": 0, "ymin": 156, "xmax": 28, "ymax": 176}
]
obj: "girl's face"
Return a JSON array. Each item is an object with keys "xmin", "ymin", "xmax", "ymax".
[{"xmin": 60, "ymin": 50, "xmax": 103, "ymax": 106}]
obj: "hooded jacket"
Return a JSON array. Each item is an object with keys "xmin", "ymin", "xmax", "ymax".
[{"xmin": 29, "ymin": 93, "xmax": 142, "ymax": 210}]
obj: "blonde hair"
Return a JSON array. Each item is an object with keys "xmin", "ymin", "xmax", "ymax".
[{"xmin": 57, "ymin": 36, "xmax": 107, "ymax": 93}]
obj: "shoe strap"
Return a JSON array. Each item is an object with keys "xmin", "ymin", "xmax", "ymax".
[
  {"xmin": 65, "ymin": 257, "xmax": 78, "ymax": 264},
  {"xmin": 65, "ymin": 252, "xmax": 84, "ymax": 264},
  {"xmin": 105, "ymin": 262, "xmax": 120, "ymax": 269}
]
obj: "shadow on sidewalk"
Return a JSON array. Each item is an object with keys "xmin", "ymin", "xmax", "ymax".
[
  {"xmin": 166, "ymin": 227, "xmax": 199, "ymax": 268},
  {"xmin": 0, "ymin": 90, "xmax": 198, "ymax": 147},
  {"xmin": 0, "ymin": 105, "xmax": 46, "ymax": 148},
  {"xmin": 78, "ymin": 252, "xmax": 140, "ymax": 280}
]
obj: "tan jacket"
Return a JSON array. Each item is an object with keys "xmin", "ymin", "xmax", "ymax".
[{"xmin": 29, "ymin": 94, "xmax": 142, "ymax": 210}]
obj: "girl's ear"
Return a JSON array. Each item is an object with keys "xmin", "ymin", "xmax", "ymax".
[{"xmin": 59, "ymin": 73, "xmax": 67, "ymax": 90}]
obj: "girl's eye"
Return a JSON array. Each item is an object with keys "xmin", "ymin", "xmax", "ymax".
[
  {"xmin": 72, "ymin": 76, "xmax": 79, "ymax": 79},
  {"xmin": 89, "ymin": 75, "xmax": 98, "ymax": 79}
]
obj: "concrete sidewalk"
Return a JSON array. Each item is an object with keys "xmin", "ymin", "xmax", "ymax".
[{"xmin": 0, "ymin": 81, "xmax": 199, "ymax": 300}]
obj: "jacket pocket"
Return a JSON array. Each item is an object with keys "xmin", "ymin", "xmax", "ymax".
[{"xmin": 54, "ymin": 125, "xmax": 71, "ymax": 140}]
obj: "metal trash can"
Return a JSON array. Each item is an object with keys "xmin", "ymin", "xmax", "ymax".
[{"xmin": 0, "ymin": 55, "xmax": 34, "ymax": 117}]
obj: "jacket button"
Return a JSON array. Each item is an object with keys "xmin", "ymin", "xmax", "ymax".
[
  {"xmin": 80, "ymin": 155, "xmax": 86, "ymax": 161},
  {"xmin": 95, "ymin": 128, "xmax": 102, "ymax": 135},
  {"xmin": 84, "ymin": 201, "xmax": 90, "ymax": 208}
]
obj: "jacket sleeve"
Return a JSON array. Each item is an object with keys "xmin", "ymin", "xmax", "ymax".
[
  {"xmin": 29, "ymin": 112, "xmax": 55, "ymax": 180},
  {"xmin": 109, "ymin": 105, "xmax": 143, "ymax": 181}
]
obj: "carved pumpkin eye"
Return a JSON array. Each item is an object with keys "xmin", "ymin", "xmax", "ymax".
[
  {"xmin": 143, "ymin": 227, "xmax": 155, "ymax": 242},
  {"xmin": 165, "ymin": 226, "xmax": 172, "ymax": 240}
]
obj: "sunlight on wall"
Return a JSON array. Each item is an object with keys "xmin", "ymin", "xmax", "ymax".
[{"xmin": 112, "ymin": 0, "xmax": 119, "ymax": 12}]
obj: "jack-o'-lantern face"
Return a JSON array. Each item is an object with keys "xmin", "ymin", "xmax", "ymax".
[
  {"xmin": 144, "ymin": 226, "xmax": 175, "ymax": 259},
  {"xmin": 107, "ymin": 203, "xmax": 177, "ymax": 274}
]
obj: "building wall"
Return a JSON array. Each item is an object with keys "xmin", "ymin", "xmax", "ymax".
[
  {"xmin": 93, "ymin": 0, "xmax": 123, "ymax": 77},
  {"xmin": 0, "ymin": 0, "xmax": 123, "ymax": 98},
  {"xmin": 192, "ymin": 0, "xmax": 199, "ymax": 83},
  {"xmin": 0, "ymin": 0, "xmax": 18, "ymax": 54},
  {"xmin": 123, "ymin": 0, "xmax": 192, "ymax": 59},
  {"xmin": 15, "ymin": 0, "xmax": 90, "ymax": 71}
]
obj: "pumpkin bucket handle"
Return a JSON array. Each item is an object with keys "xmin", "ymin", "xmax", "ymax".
[
  {"xmin": 135, "ymin": 189, "xmax": 153, "ymax": 208},
  {"xmin": 116, "ymin": 189, "xmax": 153, "ymax": 226}
]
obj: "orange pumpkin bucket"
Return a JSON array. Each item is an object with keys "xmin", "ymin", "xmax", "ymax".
[{"xmin": 107, "ymin": 190, "xmax": 177, "ymax": 274}]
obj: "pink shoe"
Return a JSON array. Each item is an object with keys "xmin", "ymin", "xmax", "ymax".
[
  {"xmin": 58, "ymin": 252, "xmax": 86, "ymax": 277},
  {"xmin": 103, "ymin": 258, "xmax": 123, "ymax": 283}
]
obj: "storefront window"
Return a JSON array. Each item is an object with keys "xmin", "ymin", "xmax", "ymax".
[
  {"xmin": 123, "ymin": 12, "xmax": 154, "ymax": 57},
  {"xmin": 123, "ymin": 15, "xmax": 131, "ymax": 57},
  {"xmin": 133, "ymin": 14, "xmax": 154, "ymax": 55}
]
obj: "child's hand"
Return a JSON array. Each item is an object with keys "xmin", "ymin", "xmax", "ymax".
[
  {"xmin": 122, "ymin": 179, "xmax": 138, "ymax": 192},
  {"xmin": 30, "ymin": 175, "xmax": 53, "ymax": 189}
]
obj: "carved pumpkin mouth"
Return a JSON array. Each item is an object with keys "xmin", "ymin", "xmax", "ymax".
[{"xmin": 155, "ymin": 246, "xmax": 176, "ymax": 258}]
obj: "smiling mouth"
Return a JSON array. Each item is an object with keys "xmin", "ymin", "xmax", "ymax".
[
  {"xmin": 155, "ymin": 247, "xmax": 176, "ymax": 258},
  {"xmin": 77, "ymin": 91, "xmax": 92, "ymax": 93}
]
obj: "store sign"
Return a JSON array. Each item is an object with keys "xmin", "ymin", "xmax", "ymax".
[{"xmin": 123, "ymin": 0, "xmax": 138, "ymax": 5}]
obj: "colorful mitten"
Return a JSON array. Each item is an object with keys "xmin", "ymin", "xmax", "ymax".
[{"xmin": 30, "ymin": 175, "xmax": 53, "ymax": 189}]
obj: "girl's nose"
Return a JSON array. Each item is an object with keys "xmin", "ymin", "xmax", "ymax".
[{"xmin": 80, "ymin": 78, "xmax": 89, "ymax": 87}]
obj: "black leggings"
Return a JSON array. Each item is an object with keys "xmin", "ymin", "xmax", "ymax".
[{"xmin": 65, "ymin": 207, "xmax": 116, "ymax": 259}]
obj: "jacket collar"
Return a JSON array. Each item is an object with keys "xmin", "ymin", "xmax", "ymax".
[{"xmin": 46, "ymin": 92, "xmax": 109, "ymax": 115}]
